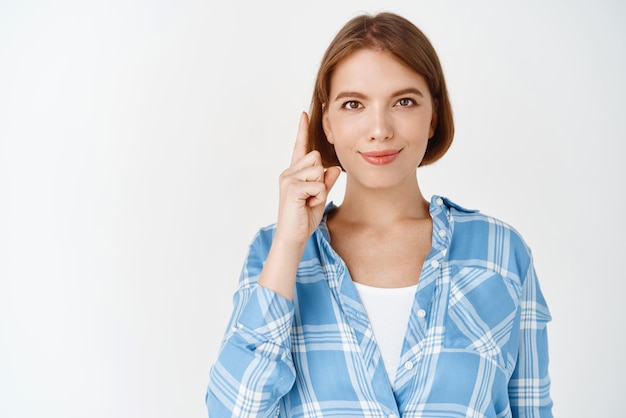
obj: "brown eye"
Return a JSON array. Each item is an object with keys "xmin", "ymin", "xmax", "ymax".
[
  {"xmin": 397, "ymin": 98, "xmax": 415, "ymax": 107},
  {"xmin": 342, "ymin": 101, "xmax": 362, "ymax": 110}
]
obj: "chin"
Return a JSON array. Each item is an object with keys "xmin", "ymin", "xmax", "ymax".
[{"xmin": 351, "ymin": 172, "xmax": 413, "ymax": 191}]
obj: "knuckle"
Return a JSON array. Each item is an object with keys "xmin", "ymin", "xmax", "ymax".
[
  {"xmin": 309, "ymin": 150, "xmax": 321, "ymax": 160},
  {"xmin": 278, "ymin": 172, "xmax": 294, "ymax": 188}
]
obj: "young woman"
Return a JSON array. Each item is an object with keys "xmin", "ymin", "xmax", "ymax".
[{"xmin": 206, "ymin": 12, "xmax": 552, "ymax": 418}]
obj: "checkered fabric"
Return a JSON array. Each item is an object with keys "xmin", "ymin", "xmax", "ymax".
[{"xmin": 206, "ymin": 196, "xmax": 552, "ymax": 417}]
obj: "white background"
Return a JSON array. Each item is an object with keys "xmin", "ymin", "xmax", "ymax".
[{"xmin": 1, "ymin": 1, "xmax": 624, "ymax": 417}]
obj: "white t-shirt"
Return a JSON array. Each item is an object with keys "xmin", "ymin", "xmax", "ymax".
[{"xmin": 353, "ymin": 281, "xmax": 418, "ymax": 387}]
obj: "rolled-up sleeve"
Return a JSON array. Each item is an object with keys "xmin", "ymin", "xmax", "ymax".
[
  {"xmin": 508, "ymin": 259, "xmax": 553, "ymax": 418},
  {"xmin": 206, "ymin": 234, "xmax": 296, "ymax": 417}
]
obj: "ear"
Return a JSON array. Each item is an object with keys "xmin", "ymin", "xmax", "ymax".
[
  {"xmin": 429, "ymin": 106, "xmax": 438, "ymax": 139},
  {"xmin": 322, "ymin": 104, "xmax": 334, "ymax": 144}
]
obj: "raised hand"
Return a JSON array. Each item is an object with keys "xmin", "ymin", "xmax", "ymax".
[
  {"xmin": 258, "ymin": 112, "xmax": 341, "ymax": 300},
  {"xmin": 274, "ymin": 112, "xmax": 341, "ymax": 246}
]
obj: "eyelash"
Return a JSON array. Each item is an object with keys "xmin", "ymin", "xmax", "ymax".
[
  {"xmin": 341, "ymin": 100, "xmax": 362, "ymax": 110},
  {"xmin": 396, "ymin": 98, "xmax": 416, "ymax": 107},
  {"xmin": 340, "ymin": 98, "xmax": 417, "ymax": 110}
]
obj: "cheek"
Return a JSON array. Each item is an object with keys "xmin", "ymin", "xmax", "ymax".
[
  {"xmin": 329, "ymin": 113, "xmax": 366, "ymax": 141},
  {"xmin": 405, "ymin": 113, "xmax": 434, "ymax": 137},
  {"xmin": 330, "ymin": 127, "xmax": 357, "ymax": 153},
  {"xmin": 325, "ymin": 116, "xmax": 347, "ymax": 146}
]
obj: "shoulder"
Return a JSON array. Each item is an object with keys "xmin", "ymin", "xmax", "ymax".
[
  {"xmin": 245, "ymin": 219, "xmax": 328, "ymax": 269},
  {"xmin": 437, "ymin": 196, "xmax": 534, "ymax": 277},
  {"xmin": 250, "ymin": 203, "xmax": 335, "ymax": 254},
  {"xmin": 441, "ymin": 196, "xmax": 528, "ymax": 246},
  {"xmin": 234, "ymin": 224, "xmax": 276, "ymax": 289},
  {"xmin": 250, "ymin": 223, "xmax": 277, "ymax": 251}
]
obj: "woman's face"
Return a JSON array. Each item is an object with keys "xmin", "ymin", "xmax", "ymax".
[{"xmin": 323, "ymin": 48, "xmax": 436, "ymax": 191}]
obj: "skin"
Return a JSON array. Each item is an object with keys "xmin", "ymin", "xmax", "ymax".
[
  {"xmin": 257, "ymin": 113, "xmax": 341, "ymax": 300},
  {"xmin": 323, "ymin": 49, "xmax": 435, "ymax": 288},
  {"xmin": 258, "ymin": 48, "xmax": 436, "ymax": 298}
]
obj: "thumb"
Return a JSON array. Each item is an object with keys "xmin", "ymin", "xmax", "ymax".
[{"xmin": 323, "ymin": 166, "xmax": 342, "ymax": 192}]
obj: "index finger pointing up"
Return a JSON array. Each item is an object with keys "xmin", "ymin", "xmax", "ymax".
[{"xmin": 290, "ymin": 111, "xmax": 310, "ymax": 166}]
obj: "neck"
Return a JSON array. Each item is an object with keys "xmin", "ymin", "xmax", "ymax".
[{"xmin": 335, "ymin": 174, "xmax": 429, "ymax": 226}]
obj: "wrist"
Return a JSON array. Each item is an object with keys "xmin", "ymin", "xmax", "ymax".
[
  {"xmin": 257, "ymin": 238, "xmax": 306, "ymax": 301},
  {"xmin": 272, "ymin": 228, "xmax": 310, "ymax": 250}
]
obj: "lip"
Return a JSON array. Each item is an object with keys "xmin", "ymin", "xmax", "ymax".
[{"xmin": 359, "ymin": 149, "xmax": 402, "ymax": 165}]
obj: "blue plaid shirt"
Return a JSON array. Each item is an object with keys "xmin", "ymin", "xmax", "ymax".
[{"xmin": 206, "ymin": 196, "xmax": 552, "ymax": 417}]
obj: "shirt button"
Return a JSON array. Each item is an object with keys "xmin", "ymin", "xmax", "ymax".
[
  {"xmin": 436, "ymin": 197, "xmax": 444, "ymax": 206},
  {"xmin": 388, "ymin": 414, "xmax": 397, "ymax": 418},
  {"xmin": 404, "ymin": 360, "xmax": 414, "ymax": 370},
  {"xmin": 430, "ymin": 260, "xmax": 439, "ymax": 268},
  {"xmin": 417, "ymin": 309, "xmax": 426, "ymax": 318},
  {"xmin": 438, "ymin": 229, "xmax": 447, "ymax": 237}
]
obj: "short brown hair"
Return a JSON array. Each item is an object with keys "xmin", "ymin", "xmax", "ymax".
[{"xmin": 308, "ymin": 12, "xmax": 454, "ymax": 167}]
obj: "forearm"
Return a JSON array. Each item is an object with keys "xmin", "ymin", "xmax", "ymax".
[
  {"xmin": 257, "ymin": 238, "xmax": 306, "ymax": 301},
  {"xmin": 206, "ymin": 285, "xmax": 296, "ymax": 417}
]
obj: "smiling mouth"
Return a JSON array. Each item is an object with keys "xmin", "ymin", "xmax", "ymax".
[{"xmin": 359, "ymin": 149, "xmax": 402, "ymax": 165}]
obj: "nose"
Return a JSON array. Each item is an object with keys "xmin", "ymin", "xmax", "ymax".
[{"xmin": 369, "ymin": 106, "xmax": 393, "ymax": 141}]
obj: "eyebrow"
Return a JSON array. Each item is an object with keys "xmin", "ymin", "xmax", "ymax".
[{"xmin": 333, "ymin": 87, "xmax": 425, "ymax": 102}]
